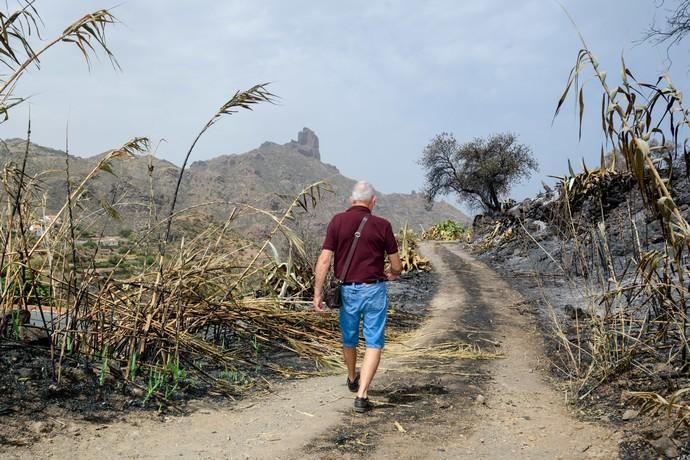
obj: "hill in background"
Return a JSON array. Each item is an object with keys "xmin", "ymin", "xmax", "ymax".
[{"xmin": 0, "ymin": 129, "xmax": 468, "ymax": 237}]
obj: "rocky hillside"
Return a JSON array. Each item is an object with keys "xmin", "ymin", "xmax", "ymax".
[
  {"xmin": 469, "ymin": 162, "xmax": 690, "ymax": 457},
  {"xmin": 0, "ymin": 129, "xmax": 468, "ymax": 235}
]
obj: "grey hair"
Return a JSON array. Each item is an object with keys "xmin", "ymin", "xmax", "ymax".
[{"xmin": 351, "ymin": 181, "xmax": 375, "ymax": 201}]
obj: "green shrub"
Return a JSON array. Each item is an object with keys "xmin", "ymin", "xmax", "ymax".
[
  {"xmin": 423, "ymin": 220, "xmax": 468, "ymax": 241},
  {"xmin": 82, "ymin": 240, "xmax": 97, "ymax": 250}
]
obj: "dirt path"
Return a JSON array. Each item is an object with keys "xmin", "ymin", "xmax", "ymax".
[
  {"xmin": 2, "ymin": 242, "xmax": 620, "ymax": 459},
  {"xmin": 411, "ymin": 243, "xmax": 620, "ymax": 459}
]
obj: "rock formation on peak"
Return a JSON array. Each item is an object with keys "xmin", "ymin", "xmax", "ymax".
[{"xmin": 289, "ymin": 127, "xmax": 320, "ymax": 160}]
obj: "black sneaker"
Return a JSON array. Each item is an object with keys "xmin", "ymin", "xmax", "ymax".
[
  {"xmin": 346, "ymin": 374, "xmax": 360, "ymax": 393},
  {"xmin": 353, "ymin": 396, "xmax": 371, "ymax": 413}
]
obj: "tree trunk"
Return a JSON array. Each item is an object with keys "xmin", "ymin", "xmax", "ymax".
[{"xmin": 487, "ymin": 184, "xmax": 500, "ymax": 212}]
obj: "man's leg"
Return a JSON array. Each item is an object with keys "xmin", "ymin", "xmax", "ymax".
[
  {"xmin": 343, "ymin": 346, "xmax": 357, "ymax": 381},
  {"xmin": 339, "ymin": 286, "xmax": 361, "ymax": 384},
  {"xmin": 358, "ymin": 283, "xmax": 387, "ymax": 400},
  {"xmin": 356, "ymin": 347, "xmax": 381, "ymax": 399}
]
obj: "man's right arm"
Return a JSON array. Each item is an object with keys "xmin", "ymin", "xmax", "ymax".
[
  {"xmin": 386, "ymin": 252, "xmax": 403, "ymax": 281},
  {"xmin": 313, "ymin": 249, "xmax": 333, "ymax": 311}
]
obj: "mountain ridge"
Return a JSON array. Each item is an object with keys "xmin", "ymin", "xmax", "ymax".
[{"xmin": 0, "ymin": 128, "xmax": 469, "ymax": 235}]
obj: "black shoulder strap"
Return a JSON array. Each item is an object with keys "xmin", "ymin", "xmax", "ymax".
[{"xmin": 337, "ymin": 215, "xmax": 369, "ymax": 282}]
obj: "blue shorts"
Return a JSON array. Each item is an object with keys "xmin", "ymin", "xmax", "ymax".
[{"xmin": 339, "ymin": 282, "xmax": 388, "ymax": 349}]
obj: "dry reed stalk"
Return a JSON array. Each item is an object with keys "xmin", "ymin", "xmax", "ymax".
[
  {"xmin": 0, "ymin": 119, "xmax": 340, "ymax": 402},
  {"xmin": 624, "ymin": 388, "xmax": 690, "ymax": 428},
  {"xmin": 0, "ymin": 5, "xmax": 119, "ymax": 121},
  {"xmin": 537, "ymin": 13, "xmax": 690, "ymax": 420},
  {"xmin": 387, "ymin": 341, "xmax": 503, "ymax": 362},
  {"xmin": 0, "ymin": 1, "xmax": 439, "ymax": 405}
]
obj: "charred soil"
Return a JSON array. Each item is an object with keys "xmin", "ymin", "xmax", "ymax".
[
  {"xmin": 1, "ymin": 244, "xmax": 620, "ymax": 459},
  {"xmin": 472, "ymin": 167, "xmax": 690, "ymax": 458}
]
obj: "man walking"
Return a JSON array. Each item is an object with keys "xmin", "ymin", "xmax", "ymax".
[{"xmin": 313, "ymin": 181, "xmax": 402, "ymax": 413}]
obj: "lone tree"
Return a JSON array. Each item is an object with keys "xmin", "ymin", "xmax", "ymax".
[
  {"xmin": 646, "ymin": 0, "xmax": 690, "ymax": 46},
  {"xmin": 419, "ymin": 132, "xmax": 538, "ymax": 213}
]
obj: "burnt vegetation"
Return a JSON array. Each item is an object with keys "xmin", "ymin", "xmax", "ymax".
[
  {"xmin": 5, "ymin": 0, "xmax": 690, "ymax": 456},
  {"xmin": 469, "ymin": 20, "xmax": 690, "ymax": 449},
  {"xmin": 0, "ymin": 2, "xmax": 434, "ymax": 424}
]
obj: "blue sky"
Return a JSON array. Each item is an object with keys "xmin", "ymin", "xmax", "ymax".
[{"xmin": 2, "ymin": 1, "xmax": 689, "ymax": 210}]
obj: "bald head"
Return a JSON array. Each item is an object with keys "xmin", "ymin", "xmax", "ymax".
[
  {"xmin": 350, "ymin": 181, "xmax": 376, "ymax": 209},
  {"xmin": 351, "ymin": 181, "xmax": 375, "ymax": 200}
]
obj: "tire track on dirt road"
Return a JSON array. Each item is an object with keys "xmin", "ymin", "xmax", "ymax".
[
  {"xmin": 411, "ymin": 243, "xmax": 620, "ymax": 459},
  {"xmin": 306, "ymin": 242, "xmax": 620, "ymax": 459}
]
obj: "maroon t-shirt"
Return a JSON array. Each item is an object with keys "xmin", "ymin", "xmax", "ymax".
[{"xmin": 322, "ymin": 205, "xmax": 398, "ymax": 283}]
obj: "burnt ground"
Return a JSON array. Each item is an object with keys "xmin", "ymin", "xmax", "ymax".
[
  {"xmin": 1, "ymin": 243, "xmax": 619, "ymax": 459},
  {"xmin": 0, "ymin": 270, "xmax": 439, "ymax": 451},
  {"xmin": 476, "ymin": 226, "xmax": 690, "ymax": 459},
  {"xmin": 460, "ymin": 162, "xmax": 690, "ymax": 459},
  {"xmin": 0, "ymin": 342, "xmax": 138, "ymax": 447}
]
